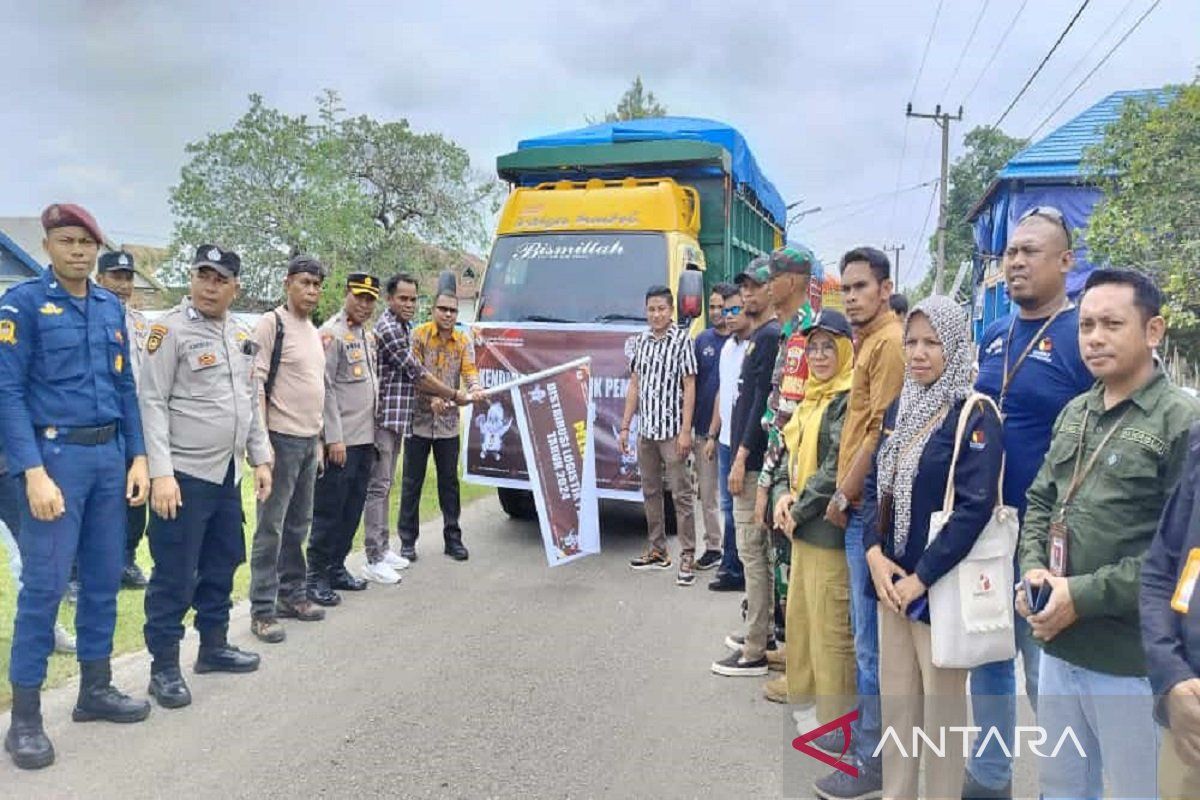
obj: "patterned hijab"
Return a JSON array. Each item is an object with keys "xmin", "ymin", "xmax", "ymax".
[{"xmin": 876, "ymin": 294, "xmax": 974, "ymax": 556}]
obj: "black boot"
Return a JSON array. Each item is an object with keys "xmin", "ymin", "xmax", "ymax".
[
  {"xmin": 121, "ymin": 555, "xmax": 148, "ymax": 589},
  {"xmin": 148, "ymin": 649, "xmax": 191, "ymax": 710},
  {"xmin": 72, "ymin": 659, "xmax": 151, "ymax": 723},
  {"xmin": 4, "ymin": 685, "xmax": 54, "ymax": 770},
  {"xmin": 329, "ymin": 565, "xmax": 368, "ymax": 592},
  {"xmin": 444, "ymin": 537, "xmax": 469, "ymax": 561},
  {"xmin": 306, "ymin": 570, "xmax": 341, "ymax": 607},
  {"xmin": 195, "ymin": 629, "xmax": 260, "ymax": 674}
]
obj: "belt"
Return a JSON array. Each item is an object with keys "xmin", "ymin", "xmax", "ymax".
[{"xmin": 37, "ymin": 423, "xmax": 118, "ymax": 446}]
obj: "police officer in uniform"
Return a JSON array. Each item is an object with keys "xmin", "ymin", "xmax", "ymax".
[
  {"xmin": 96, "ymin": 249, "xmax": 152, "ymax": 588},
  {"xmin": 0, "ymin": 203, "xmax": 151, "ymax": 771},
  {"xmin": 306, "ymin": 272, "xmax": 380, "ymax": 605},
  {"xmin": 139, "ymin": 245, "xmax": 273, "ymax": 709}
]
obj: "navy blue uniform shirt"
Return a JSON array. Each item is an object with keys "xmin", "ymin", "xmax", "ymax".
[
  {"xmin": 975, "ymin": 306, "xmax": 1093, "ymax": 515},
  {"xmin": 862, "ymin": 397, "xmax": 1004, "ymax": 623},
  {"xmin": 693, "ymin": 326, "xmax": 728, "ymax": 435},
  {"xmin": 1142, "ymin": 423, "xmax": 1200, "ymax": 723},
  {"xmin": 0, "ymin": 269, "xmax": 145, "ymax": 473}
]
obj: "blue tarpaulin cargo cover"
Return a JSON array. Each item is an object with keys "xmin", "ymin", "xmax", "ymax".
[
  {"xmin": 517, "ymin": 117, "xmax": 787, "ymax": 229},
  {"xmin": 966, "ymin": 89, "xmax": 1173, "ymax": 337}
]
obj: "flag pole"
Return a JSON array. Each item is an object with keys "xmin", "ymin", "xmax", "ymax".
[{"xmin": 480, "ymin": 356, "xmax": 592, "ymax": 398}]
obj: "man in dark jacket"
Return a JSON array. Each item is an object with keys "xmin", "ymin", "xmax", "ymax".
[{"xmin": 1142, "ymin": 422, "xmax": 1200, "ymax": 799}]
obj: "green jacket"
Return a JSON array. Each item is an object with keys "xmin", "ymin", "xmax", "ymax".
[
  {"xmin": 769, "ymin": 392, "xmax": 849, "ymax": 550},
  {"xmin": 1020, "ymin": 368, "xmax": 1200, "ymax": 676}
]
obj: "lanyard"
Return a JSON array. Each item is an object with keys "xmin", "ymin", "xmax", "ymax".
[
  {"xmin": 1058, "ymin": 405, "xmax": 1132, "ymax": 515},
  {"xmin": 1000, "ymin": 301, "xmax": 1072, "ymax": 409}
]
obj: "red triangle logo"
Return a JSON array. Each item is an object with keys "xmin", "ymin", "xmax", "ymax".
[{"xmin": 791, "ymin": 709, "xmax": 859, "ymax": 777}]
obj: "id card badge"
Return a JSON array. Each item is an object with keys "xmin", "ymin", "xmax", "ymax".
[
  {"xmin": 1048, "ymin": 518, "xmax": 1069, "ymax": 577},
  {"xmin": 1171, "ymin": 548, "xmax": 1200, "ymax": 614}
]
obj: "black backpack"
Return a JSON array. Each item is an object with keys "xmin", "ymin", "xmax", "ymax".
[{"xmin": 263, "ymin": 310, "xmax": 285, "ymax": 402}]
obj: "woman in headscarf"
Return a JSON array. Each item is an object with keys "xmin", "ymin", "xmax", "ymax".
[
  {"xmin": 769, "ymin": 310, "xmax": 857, "ymax": 727},
  {"xmin": 863, "ymin": 295, "xmax": 1003, "ymax": 800}
]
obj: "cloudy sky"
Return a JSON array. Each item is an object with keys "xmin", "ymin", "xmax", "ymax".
[{"xmin": 2, "ymin": 0, "xmax": 1195, "ymax": 287}]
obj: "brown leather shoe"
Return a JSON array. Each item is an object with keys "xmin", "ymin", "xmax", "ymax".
[
  {"xmin": 250, "ymin": 617, "xmax": 286, "ymax": 644},
  {"xmin": 763, "ymin": 675, "xmax": 788, "ymax": 704},
  {"xmin": 276, "ymin": 599, "xmax": 325, "ymax": 622},
  {"xmin": 766, "ymin": 648, "xmax": 786, "ymax": 672}
]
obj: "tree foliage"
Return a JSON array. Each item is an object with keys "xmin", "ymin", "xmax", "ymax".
[
  {"xmin": 1083, "ymin": 83, "xmax": 1200, "ymax": 350},
  {"xmin": 595, "ymin": 76, "xmax": 667, "ymax": 122},
  {"xmin": 921, "ymin": 125, "xmax": 1027, "ymax": 298},
  {"xmin": 168, "ymin": 91, "xmax": 502, "ymax": 313}
]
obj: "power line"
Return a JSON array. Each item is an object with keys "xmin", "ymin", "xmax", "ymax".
[
  {"xmin": 938, "ymin": 0, "xmax": 992, "ymax": 101},
  {"xmin": 1027, "ymin": 0, "xmax": 1163, "ymax": 139},
  {"xmin": 909, "ymin": 0, "xmax": 947, "ymax": 102},
  {"xmin": 808, "ymin": 178, "xmax": 939, "ymax": 233},
  {"xmin": 904, "ymin": 179, "xmax": 941, "ymax": 288},
  {"xmin": 1024, "ymin": 0, "xmax": 1139, "ymax": 130},
  {"xmin": 963, "ymin": 0, "xmax": 1030, "ymax": 104},
  {"xmin": 887, "ymin": 118, "xmax": 912, "ymax": 241},
  {"xmin": 992, "ymin": 0, "xmax": 1092, "ymax": 128}
]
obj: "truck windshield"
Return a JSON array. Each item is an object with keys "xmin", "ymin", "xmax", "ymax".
[{"xmin": 477, "ymin": 232, "xmax": 667, "ymax": 324}]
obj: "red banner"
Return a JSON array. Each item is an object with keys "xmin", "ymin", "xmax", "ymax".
[
  {"xmin": 464, "ymin": 323, "xmax": 643, "ymax": 499},
  {"xmin": 510, "ymin": 360, "xmax": 599, "ymax": 565}
]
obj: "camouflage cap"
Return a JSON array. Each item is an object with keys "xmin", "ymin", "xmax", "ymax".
[
  {"xmin": 734, "ymin": 255, "xmax": 772, "ymax": 287},
  {"xmin": 768, "ymin": 245, "xmax": 815, "ymax": 277}
]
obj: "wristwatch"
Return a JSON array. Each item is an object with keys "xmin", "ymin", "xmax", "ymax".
[{"xmin": 832, "ymin": 489, "xmax": 849, "ymax": 512}]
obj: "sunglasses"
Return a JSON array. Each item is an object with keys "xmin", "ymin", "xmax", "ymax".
[
  {"xmin": 721, "ymin": 305, "xmax": 743, "ymax": 317},
  {"xmin": 1019, "ymin": 205, "xmax": 1072, "ymax": 248},
  {"xmin": 435, "ymin": 305, "xmax": 459, "ymax": 314}
]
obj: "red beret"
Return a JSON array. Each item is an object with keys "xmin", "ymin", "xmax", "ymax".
[{"xmin": 40, "ymin": 203, "xmax": 104, "ymax": 245}]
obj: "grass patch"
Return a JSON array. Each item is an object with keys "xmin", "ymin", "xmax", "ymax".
[{"xmin": 0, "ymin": 459, "xmax": 493, "ymax": 709}]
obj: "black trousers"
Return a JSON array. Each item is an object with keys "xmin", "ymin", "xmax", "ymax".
[
  {"xmin": 398, "ymin": 435, "xmax": 460, "ymax": 544},
  {"xmin": 143, "ymin": 463, "xmax": 243, "ymax": 657},
  {"xmin": 306, "ymin": 443, "xmax": 374, "ymax": 576}
]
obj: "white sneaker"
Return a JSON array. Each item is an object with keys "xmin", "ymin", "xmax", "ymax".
[
  {"xmin": 382, "ymin": 550, "xmax": 411, "ymax": 570},
  {"xmin": 361, "ymin": 561, "xmax": 401, "ymax": 585},
  {"xmin": 54, "ymin": 624, "xmax": 76, "ymax": 654}
]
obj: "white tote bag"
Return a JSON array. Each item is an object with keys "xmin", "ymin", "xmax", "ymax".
[{"xmin": 927, "ymin": 393, "xmax": 1018, "ymax": 669}]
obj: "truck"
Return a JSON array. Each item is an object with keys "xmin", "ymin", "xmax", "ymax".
[{"xmin": 462, "ymin": 117, "xmax": 789, "ymax": 519}]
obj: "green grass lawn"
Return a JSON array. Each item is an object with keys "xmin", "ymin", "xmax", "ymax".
[{"xmin": 0, "ymin": 461, "xmax": 493, "ymax": 709}]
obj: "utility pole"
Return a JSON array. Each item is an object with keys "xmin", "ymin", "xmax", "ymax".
[
  {"xmin": 906, "ymin": 103, "xmax": 963, "ymax": 294},
  {"xmin": 884, "ymin": 243, "xmax": 905, "ymax": 284}
]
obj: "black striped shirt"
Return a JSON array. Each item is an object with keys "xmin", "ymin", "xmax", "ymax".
[{"xmin": 630, "ymin": 327, "xmax": 698, "ymax": 441}]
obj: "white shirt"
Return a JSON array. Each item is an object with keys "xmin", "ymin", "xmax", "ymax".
[{"xmin": 717, "ymin": 335, "xmax": 749, "ymax": 447}]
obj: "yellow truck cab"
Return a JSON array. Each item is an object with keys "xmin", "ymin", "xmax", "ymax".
[{"xmin": 463, "ymin": 118, "xmax": 788, "ymax": 518}]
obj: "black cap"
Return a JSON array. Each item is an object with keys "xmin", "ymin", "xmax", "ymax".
[
  {"xmin": 192, "ymin": 244, "xmax": 241, "ymax": 278},
  {"xmin": 347, "ymin": 272, "xmax": 381, "ymax": 299},
  {"xmin": 98, "ymin": 250, "xmax": 135, "ymax": 273},
  {"xmin": 802, "ymin": 309, "xmax": 852, "ymax": 339},
  {"xmin": 734, "ymin": 255, "xmax": 771, "ymax": 287},
  {"xmin": 286, "ymin": 254, "xmax": 326, "ymax": 279}
]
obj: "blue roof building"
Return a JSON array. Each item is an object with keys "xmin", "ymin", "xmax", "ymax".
[{"xmin": 966, "ymin": 88, "xmax": 1173, "ymax": 337}]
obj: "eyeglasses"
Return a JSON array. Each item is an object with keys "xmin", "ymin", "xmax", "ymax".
[
  {"xmin": 805, "ymin": 341, "xmax": 837, "ymax": 357},
  {"xmin": 435, "ymin": 305, "xmax": 459, "ymax": 314},
  {"xmin": 721, "ymin": 305, "xmax": 743, "ymax": 317},
  {"xmin": 1018, "ymin": 206, "xmax": 1073, "ymax": 248}
]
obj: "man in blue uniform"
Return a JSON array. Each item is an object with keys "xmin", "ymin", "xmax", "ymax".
[
  {"xmin": 965, "ymin": 206, "xmax": 1095, "ymax": 799},
  {"xmin": 0, "ymin": 203, "xmax": 152, "ymax": 771}
]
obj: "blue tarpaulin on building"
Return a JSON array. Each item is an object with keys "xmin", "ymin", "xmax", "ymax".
[
  {"xmin": 518, "ymin": 117, "xmax": 787, "ymax": 229},
  {"xmin": 966, "ymin": 89, "xmax": 1172, "ymax": 338}
]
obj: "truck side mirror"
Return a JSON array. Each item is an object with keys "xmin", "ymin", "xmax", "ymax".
[{"xmin": 677, "ymin": 269, "xmax": 705, "ymax": 323}]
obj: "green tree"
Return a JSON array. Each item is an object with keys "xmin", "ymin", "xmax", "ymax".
[
  {"xmin": 168, "ymin": 91, "xmax": 501, "ymax": 314},
  {"xmin": 596, "ymin": 76, "xmax": 667, "ymax": 122},
  {"xmin": 916, "ymin": 126, "xmax": 1027, "ymax": 300},
  {"xmin": 1082, "ymin": 83, "xmax": 1200, "ymax": 354}
]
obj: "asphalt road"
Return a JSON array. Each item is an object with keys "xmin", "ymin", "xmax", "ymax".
[{"xmin": 1, "ymin": 496, "xmax": 814, "ymax": 799}]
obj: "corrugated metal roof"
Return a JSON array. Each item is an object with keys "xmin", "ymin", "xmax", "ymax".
[{"xmin": 999, "ymin": 88, "xmax": 1173, "ymax": 181}]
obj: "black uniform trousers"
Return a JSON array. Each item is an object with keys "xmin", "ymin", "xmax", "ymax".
[
  {"xmin": 398, "ymin": 435, "xmax": 461, "ymax": 545},
  {"xmin": 306, "ymin": 443, "xmax": 375, "ymax": 576},
  {"xmin": 143, "ymin": 461, "xmax": 243, "ymax": 657}
]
